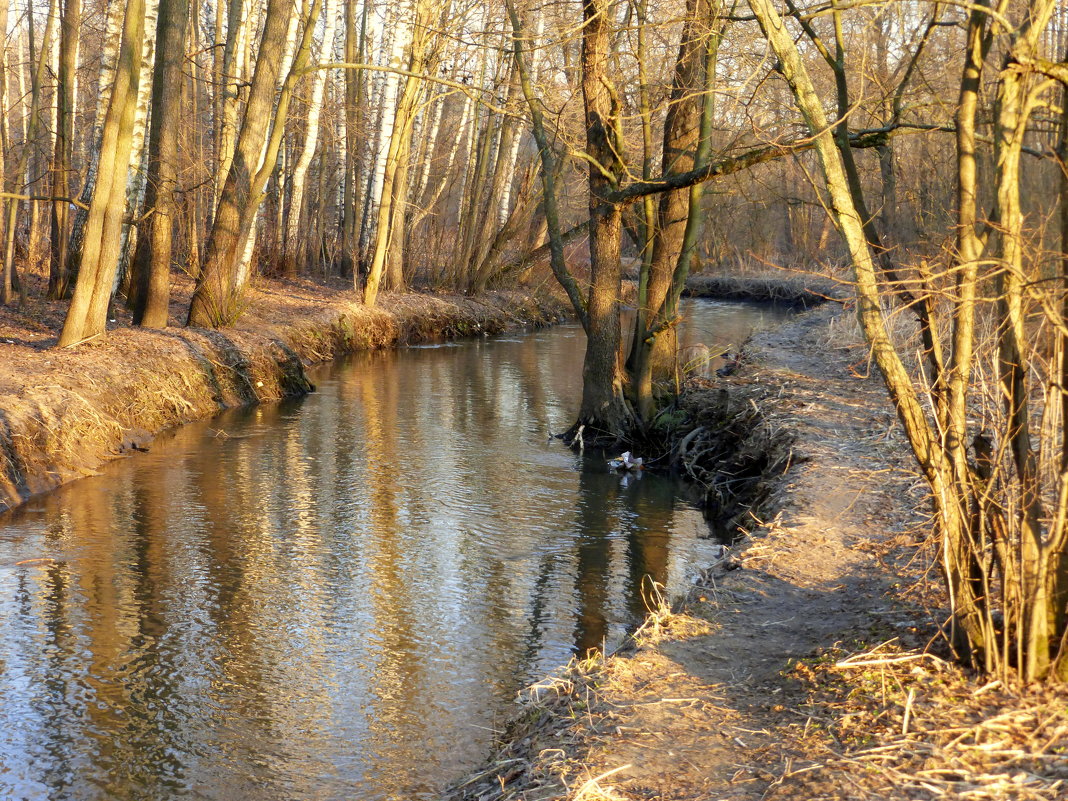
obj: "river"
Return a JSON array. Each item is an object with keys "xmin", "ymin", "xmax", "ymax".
[{"xmin": 0, "ymin": 300, "xmax": 791, "ymax": 800}]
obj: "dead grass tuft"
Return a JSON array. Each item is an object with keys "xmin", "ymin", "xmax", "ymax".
[
  {"xmin": 444, "ymin": 653, "xmax": 611, "ymax": 801},
  {"xmin": 768, "ymin": 640, "xmax": 1068, "ymax": 800}
]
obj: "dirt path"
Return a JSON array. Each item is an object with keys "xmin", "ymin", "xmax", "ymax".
[{"xmin": 448, "ymin": 302, "xmax": 927, "ymax": 800}]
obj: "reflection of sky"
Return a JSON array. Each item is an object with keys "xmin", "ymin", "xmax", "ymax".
[{"xmin": 0, "ymin": 301, "xmax": 791, "ymax": 801}]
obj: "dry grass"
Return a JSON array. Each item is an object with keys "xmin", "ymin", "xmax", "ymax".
[
  {"xmin": 766, "ymin": 640, "xmax": 1068, "ymax": 801},
  {"xmin": 443, "ymin": 653, "xmax": 612, "ymax": 801}
]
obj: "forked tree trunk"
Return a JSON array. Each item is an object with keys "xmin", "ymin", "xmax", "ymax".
[
  {"xmin": 58, "ymin": 0, "xmax": 146, "ymax": 347},
  {"xmin": 63, "ymin": 0, "xmax": 124, "ymax": 291},
  {"xmin": 363, "ymin": 0, "xmax": 431, "ymax": 306},
  {"xmin": 631, "ymin": 0, "xmax": 717, "ymax": 420},
  {"xmin": 187, "ymin": 0, "xmax": 301, "ymax": 327}
]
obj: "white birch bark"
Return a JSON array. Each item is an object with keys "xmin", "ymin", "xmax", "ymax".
[
  {"xmin": 359, "ymin": 0, "xmax": 408, "ymax": 255},
  {"xmin": 496, "ymin": 14, "xmax": 542, "ymax": 228},
  {"xmin": 234, "ymin": 0, "xmax": 303, "ymax": 292},
  {"xmin": 81, "ymin": 0, "xmax": 125, "ymax": 200},
  {"xmin": 115, "ymin": 0, "xmax": 159, "ymax": 285},
  {"xmin": 406, "ymin": 89, "xmax": 473, "ymax": 238},
  {"xmin": 283, "ymin": 0, "xmax": 339, "ymax": 268},
  {"xmin": 216, "ymin": 0, "xmax": 253, "ymax": 203},
  {"xmin": 412, "ymin": 82, "xmax": 444, "ymax": 203}
]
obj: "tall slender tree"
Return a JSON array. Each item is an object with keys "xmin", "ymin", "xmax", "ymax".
[{"xmin": 128, "ymin": 0, "xmax": 191, "ymax": 326}]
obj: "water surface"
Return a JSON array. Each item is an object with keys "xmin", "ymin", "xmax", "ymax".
[{"xmin": 0, "ymin": 300, "xmax": 790, "ymax": 800}]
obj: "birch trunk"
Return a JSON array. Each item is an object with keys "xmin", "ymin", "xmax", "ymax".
[
  {"xmin": 358, "ymin": 2, "xmax": 404, "ymax": 264},
  {"xmin": 216, "ymin": 0, "xmax": 251, "ymax": 204},
  {"xmin": 283, "ymin": 0, "xmax": 339, "ymax": 275},
  {"xmin": 115, "ymin": 0, "xmax": 160, "ymax": 281},
  {"xmin": 363, "ymin": 0, "xmax": 431, "ymax": 305}
]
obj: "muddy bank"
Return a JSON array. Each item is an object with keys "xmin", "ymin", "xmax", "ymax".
[{"xmin": 0, "ymin": 286, "xmax": 568, "ymax": 513}]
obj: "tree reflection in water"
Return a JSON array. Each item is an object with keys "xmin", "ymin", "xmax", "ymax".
[{"xmin": 0, "ymin": 301, "xmax": 791, "ymax": 800}]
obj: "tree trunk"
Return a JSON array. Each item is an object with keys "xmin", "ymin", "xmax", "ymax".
[
  {"xmin": 187, "ymin": 0, "xmax": 302, "ymax": 327},
  {"xmin": 575, "ymin": 0, "xmax": 631, "ymax": 438},
  {"xmin": 57, "ymin": 0, "xmax": 146, "ymax": 346},
  {"xmin": 283, "ymin": 0, "xmax": 339, "ymax": 276},
  {"xmin": 115, "ymin": 0, "xmax": 161, "ymax": 288},
  {"xmin": 63, "ymin": 0, "xmax": 124, "ymax": 292},
  {"xmin": 363, "ymin": 0, "xmax": 430, "ymax": 306},
  {"xmin": 340, "ymin": 0, "xmax": 360, "ymax": 277},
  {"xmin": 0, "ymin": 0, "xmax": 10, "ymax": 304},
  {"xmin": 746, "ymin": 0, "xmax": 989, "ymax": 662},
  {"xmin": 47, "ymin": 0, "xmax": 80, "ymax": 299},
  {"xmin": 632, "ymin": 0, "xmax": 716, "ymax": 420},
  {"xmin": 128, "ymin": 0, "xmax": 190, "ymax": 327}
]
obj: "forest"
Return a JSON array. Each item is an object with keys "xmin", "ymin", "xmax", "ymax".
[{"xmin": 0, "ymin": 0, "xmax": 1067, "ymax": 797}]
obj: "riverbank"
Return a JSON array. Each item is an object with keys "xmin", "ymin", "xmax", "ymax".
[
  {"xmin": 445, "ymin": 301, "xmax": 1068, "ymax": 800},
  {"xmin": 0, "ymin": 276, "xmax": 568, "ymax": 512},
  {"xmin": 684, "ymin": 271, "xmax": 841, "ymax": 306}
]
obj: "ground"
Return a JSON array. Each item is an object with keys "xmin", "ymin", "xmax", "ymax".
[{"xmin": 446, "ymin": 303, "xmax": 1068, "ymax": 801}]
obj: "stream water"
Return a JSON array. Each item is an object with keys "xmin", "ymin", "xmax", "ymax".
[{"xmin": 0, "ymin": 300, "xmax": 791, "ymax": 801}]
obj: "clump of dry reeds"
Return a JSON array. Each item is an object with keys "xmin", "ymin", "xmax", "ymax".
[
  {"xmin": 767, "ymin": 640, "xmax": 1068, "ymax": 800},
  {"xmin": 444, "ymin": 653, "xmax": 612, "ymax": 801}
]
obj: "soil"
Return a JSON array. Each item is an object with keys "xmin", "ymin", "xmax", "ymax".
[
  {"xmin": 446, "ymin": 302, "xmax": 1067, "ymax": 801},
  {"xmin": 0, "ymin": 271, "xmax": 568, "ymax": 512}
]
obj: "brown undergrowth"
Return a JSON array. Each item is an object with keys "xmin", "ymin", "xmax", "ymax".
[
  {"xmin": 684, "ymin": 271, "xmax": 841, "ymax": 307},
  {"xmin": 0, "ymin": 274, "xmax": 568, "ymax": 512},
  {"xmin": 669, "ymin": 379, "xmax": 794, "ymax": 537},
  {"xmin": 768, "ymin": 641, "xmax": 1068, "ymax": 800}
]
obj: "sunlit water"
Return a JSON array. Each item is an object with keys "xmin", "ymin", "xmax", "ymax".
[{"xmin": 0, "ymin": 300, "xmax": 791, "ymax": 800}]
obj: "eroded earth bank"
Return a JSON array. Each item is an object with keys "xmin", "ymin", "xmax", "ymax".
[{"xmin": 0, "ymin": 279, "xmax": 567, "ymax": 512}]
